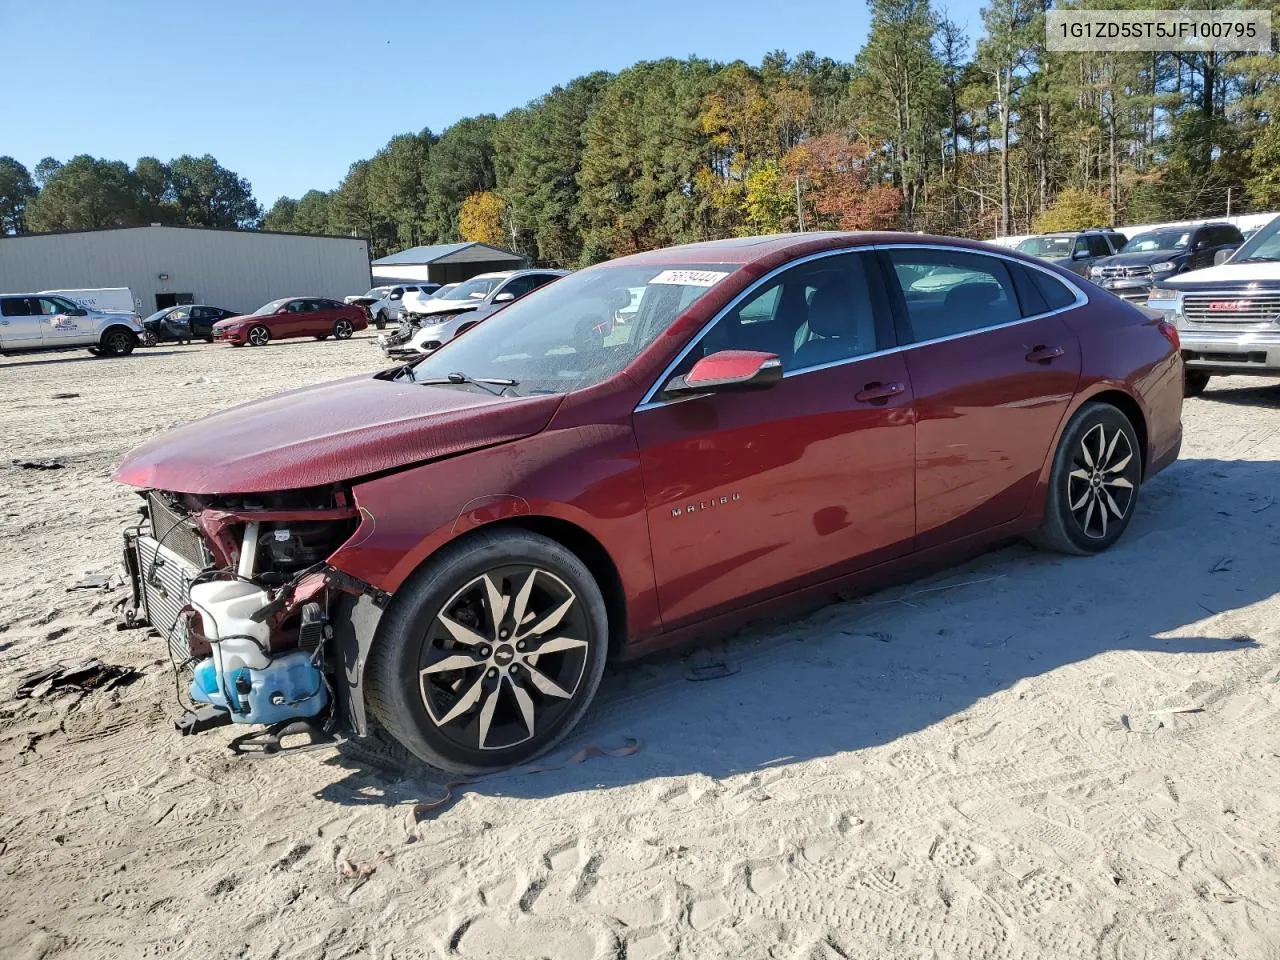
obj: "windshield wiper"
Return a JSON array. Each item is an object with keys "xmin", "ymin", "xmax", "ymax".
[{"xmin": 417, "ymin": 372, "xmax": 518, "ymax": 396}]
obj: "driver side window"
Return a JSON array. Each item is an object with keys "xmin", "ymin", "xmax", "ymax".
[{"xmin": 672, "ymin": 252, "xmax": 883, "ymax": 378}]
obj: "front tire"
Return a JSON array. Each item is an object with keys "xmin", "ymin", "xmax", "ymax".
[
  {"xmin": 247, "ymin": 325, "xmax": 271, "ymax": 347},
  {"xmin": 365, "ymin": 530, "xmax": 609, "ymax": 775},
  {"xmin": 333, "ymin": 318, "xmax": 354, "ymax": 340},
  {"xmin": 1184, "ymin": 370, "xmax": 1210, "ymax": 398},
  {"xmin": 375, "ymin": 311, "xmax": 388, "ymax": 330},
  {"xmin": 1031, "ymin": 403, "xmax": 1141, "ymax": 555},
  {"xmin": 99, "ymin": 328, "xmax": 137, "ymax": 356}
]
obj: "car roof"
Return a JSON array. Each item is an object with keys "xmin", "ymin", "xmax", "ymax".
[{"xmin": 609, "ymin": 231, "xmax": 1034, "ymax": 269}]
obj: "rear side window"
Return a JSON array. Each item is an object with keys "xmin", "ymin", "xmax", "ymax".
[
  {"xmin": 1, "ymin": 297, "xmax": 36, "ymax": 317},
  {"xmin": 1029, "ymin": 269, "xmax": 1078, "ymax": 311},
  {"xmin": 885, "ymin": 248, "xmax": 1021, "ymax": 342}
]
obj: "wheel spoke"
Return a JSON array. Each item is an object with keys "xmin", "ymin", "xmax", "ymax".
[
  {"xmin": 435, "ymin": 674, "xmax": 486, "ymax": 725},
  {"xmin": 1070, "ymin": 485, "xmax": 1092, "ymax": 510},
  {"xmin": 523, "ymin": 595, "xmax": 574, "ymax": 638},
  {"xmin": 1097, "ymin": 494, "xmax": 1109, "ymax": 537},
  {"xmin": 525, "ymin": 663, "xmax": 572, "ymax": 699},
  {"xmin": 1102, "ymin": 427, "xmax": 1120, "ymax": 467},
  {"xmin": 421, "ymin": 653, "xmax": 479, "ymax": 675},
  {"xmin": 531, "ymin": 636, "xmax": 588, "ymax": 656},
  {"xmin": 1083, "ymin": 495, "xmax": 1097, "ymax": 535},
  {"xmin": 511, "ymin": 680, "xmax": 536, "ymax": 736},
  {"xmin": 437, "ymin": 613, "xmax": 487, "ymax": 647},
  {"xmin": 511, "ymin": 570, "xmax": 537, "ymax": 627},
  {"xmin": 1069, "ymin": 468, "xmax": 1091, "ymax": 482},
  {"xmin": 1105, "ymin": 451, "xmax": 1132, "ymax": 474},
  {"xmin": 1105, "ymin": 476, "xmax": 1133, "ymax": 490},
  {"xmin": 482, "ymin": 574, "xmax": 508, "ymax": 633},
  {"xmin": 477, "ymin": 678, "xmax": 502, "ymax": 748},
  {"xmin": 1102, "ymin": 486, "xmax": 1126, "ymax": 519},
  {"xmin": 1080, "ymin": 430, "xmax": 1097, "ymax": 468}
]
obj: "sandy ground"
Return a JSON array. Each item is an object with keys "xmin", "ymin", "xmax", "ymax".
[{"xmin": 2, "ymin": 334, "xmax": 1280, "ymax": 960}]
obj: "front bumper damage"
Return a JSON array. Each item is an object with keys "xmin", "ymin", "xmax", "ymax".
[{"xmin": 119, "ymin": 491, "xmax": 387, "ymax": 738}]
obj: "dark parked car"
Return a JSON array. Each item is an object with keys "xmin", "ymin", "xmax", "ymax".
[
  {"xmin": 142, "ymin": 305, "xmax": 239, "ymax": 344},
  {"xmin": 1015, "ymin": 230, "xmax": 1127, "ymax": 277},
  {"xmin": 1089, "ymin": 222, "xmax": 1244, "ymax": 303},
  {"xmin": 116, "ymin": 232, "xmax": 1183, "ymax": 773},
  {"xmin": 211, "ymin": 297, "xmax": 369, "ymax": 346}
]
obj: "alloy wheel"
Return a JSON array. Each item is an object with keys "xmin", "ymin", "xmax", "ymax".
[
  {"xmin": 335, "ymin": 319, "xmax": 354, "ymax": 339},
  {"xmin": 1067, "ymin": 423, "xmax": 1136, "ymax": 539},
  {"xmin": 248, "ymin": 325, "xmax": 270, "ymax": 346},
  {"xmin": 417, "ymin": 567, "xmax": 590, "ymax": 752},
  {"xmin": 108, "ymin": 331, "xmax": 131, "ymax": 354}
]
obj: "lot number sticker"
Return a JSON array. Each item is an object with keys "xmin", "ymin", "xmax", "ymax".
[{"xmin": 650, "ymin": 269, "xmax": 731, "ymax": 287}]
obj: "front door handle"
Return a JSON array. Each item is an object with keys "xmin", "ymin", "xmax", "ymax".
[
  {"xmin": 1026, "ymin": 344, "xmax": 1065, "ymax": 364},
  {"xmin": 855, "ymin": 381, "xmax": 905, "ymax": 404}
]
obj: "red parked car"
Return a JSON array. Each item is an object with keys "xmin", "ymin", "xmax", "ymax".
[
  {"xmin": 211, "ymin": 297, "xmax": 368, "ymax": 346},
  {"xmin": 115, "ymin": 232, "xmax": 1183, "ymax": 772}
]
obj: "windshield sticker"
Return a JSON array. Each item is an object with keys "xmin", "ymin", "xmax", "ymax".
[{"xmin": 650, "ymin": 269, "xmax": 731, "ymax": 287}]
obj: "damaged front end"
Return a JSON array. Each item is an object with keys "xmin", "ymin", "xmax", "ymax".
[{"xmin": 119, "ymin": 486, "xmax": 385, "ymax": 738}]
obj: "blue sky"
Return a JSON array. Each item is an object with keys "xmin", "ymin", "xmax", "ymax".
[{"xmin": 7, "ymin": 0, "xmax": 985, "ymax": 207}]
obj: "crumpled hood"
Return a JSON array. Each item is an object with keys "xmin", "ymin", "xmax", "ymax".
[
  {"xmin": 115, "ymin": 375, "xmax": 562, "ymax": 494},
  {"xmin": 1093, "ymin": 251, "xmax": 1182, "ymax": 268}
]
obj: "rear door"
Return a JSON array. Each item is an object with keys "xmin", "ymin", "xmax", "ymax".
[
  {"xmin": 880, "ymin": 245, "xmax": 1083, "ymax": 550},
  {"xmin": 0, "ymin": 297, "xmax": 45, "ymax": 348},
  {"xmin": 632, "ymin": 249, "xmax": 916, "ymax": 628}
]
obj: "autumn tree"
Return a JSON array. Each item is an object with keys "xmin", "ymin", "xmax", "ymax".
[
  {"xmin": 459, "ymin": 191, "xmax": 508, "ymax": 245},
  {"xmin": 784, "ymin": 134, "xmax": 903, "ymax": 230}
]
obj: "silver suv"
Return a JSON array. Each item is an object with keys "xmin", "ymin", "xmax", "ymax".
[
  {"xmin": 1015, "ymin": 230, "xmax": 1127, "ymax": 277},
  {"xmin": 0, "ymin": 293, "xmax": 145, "ymax": 356}
]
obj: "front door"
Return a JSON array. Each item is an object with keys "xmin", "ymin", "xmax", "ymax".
[
  {"xmin": 880, "ymin": 245, "xmax": 1082, "ymax": 550},
  {"xmin": 0, "ymin": 297, "xmax": 46, "ymax": 348},
  {"xmin": 633, "ymin": 250, "xmax": 916, "ymax": 629},
  {"xmin": 38, "ymin": 296, "xmax": 95, "ymax": 346}
]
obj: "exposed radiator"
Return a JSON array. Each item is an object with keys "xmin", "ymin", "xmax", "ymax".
[
  {"xmin": 147, "ymin": 492, "xmax": 209, "ymax": 570},
  {"xmin": 137, "ymin": 535, "xmax": 200, "ymax": 666}
]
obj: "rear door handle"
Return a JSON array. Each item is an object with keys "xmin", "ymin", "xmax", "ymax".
[
  {"xmin": 1026, "ymin": 344, "xmax": 1065, "ymax": 364},
  {"xmin": 855, "ymin": 381, "xmax": 905, "ymax": 404}
]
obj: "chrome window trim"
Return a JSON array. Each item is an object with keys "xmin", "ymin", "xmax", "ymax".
[{"xmin": 634, "ymin": 241, "xmax": 1090, "ymax": 413}]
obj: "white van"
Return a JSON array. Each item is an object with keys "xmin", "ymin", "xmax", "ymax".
[{"xmin": 40, "ymin": 287, "xmax": 137, "ymax": 314}]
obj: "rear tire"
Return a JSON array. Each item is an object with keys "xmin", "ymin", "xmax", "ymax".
[
  {"xmin": 247, "ymin": 325, "xmax": 271, "ymax": 347},
  {"xmin": 1184, "ymin": 370, "xmax": 1210, "ymax": 398},
  {"xmin": 1030, "ymin": 402, "xmax": 1142, "ymax": 556},
  {"xmin": 314, "ymin": 335, "xmax": 329, "ymax": 341},
  {"xmin": 365, "ymin": 530, "xmax": 609, "ymax": 775},
  {"xmin": 333, "ymin": 318, "xmax": 354, "ymax": 340},
  {"xmin": 99, "ymin": 327, "xmax": 137, "ymax": 357}
]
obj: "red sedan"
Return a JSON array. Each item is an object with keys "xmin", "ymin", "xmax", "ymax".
[
  {"xmin": 211, "ymin": 297, "xmax": 368, "ymax": 346},
  {"xmin": 116, "ymin": 233, "xmax": 1183, "ymax": 772}
]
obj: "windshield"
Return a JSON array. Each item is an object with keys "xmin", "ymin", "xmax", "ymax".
[
  {"xmin": 363, "ymin": 287, "xmax": 391, "ymax": 299},
  {"xmin": 253, "ymin": 298, "xmax": 289, "ymax": 316},
  {"xmin": 143, "ymin": 308, "xmax": 171, "ymax": 322},
  {"xmin": 1016, "ymin": 236, "xmax": 1074, "ymax": 257},
  {"xmin": 407, "ymin": 263, "xmax": 738, "ymax": 394},
  {"xmin": 1228, "ymin": 216, "xmax": 1280, "ymax": 262},
  {"xmin": 444, "ymin": 277, "xmax": 502, "ymax": 301},
  {"xmin": 429, "ymin": 284, "xmax": 459, "ymax": 299},
  {"xmin": 1122, "ymin": 230, "xmax": 1190, "ymax": 253}
]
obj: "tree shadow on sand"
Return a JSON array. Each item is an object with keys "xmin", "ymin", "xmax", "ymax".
[{"xmin": 314, "ymin": 456, "xmax": 1277, "ymax": 809}]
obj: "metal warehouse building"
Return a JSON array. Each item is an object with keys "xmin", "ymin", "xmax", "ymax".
[
  {"xmin": 0, "ymin": 225, "xmax": 371, "ymax": 315},
  {"xmin": 371, "ymin": 242, "xmax": 527, "ymax": 285}
]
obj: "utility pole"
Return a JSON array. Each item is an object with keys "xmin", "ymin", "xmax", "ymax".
[
  {"xmin": 1226, "ymin": 186, "xmax": 1233, "ymax": 218},
  {"xmin": 795, "ymin": 177, "xmax": 804, "ymax": 232}
]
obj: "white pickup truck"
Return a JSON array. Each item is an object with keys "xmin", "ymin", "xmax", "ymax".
[{"xmin": 0, "ymin": 292, "xmax": 146, "ymax": 357}]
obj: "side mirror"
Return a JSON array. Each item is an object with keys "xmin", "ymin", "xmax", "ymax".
[
  {"xmin": 276, "ymin": 307, "xmax": 289, "ymax": 314},
  {"xmin": 389, "ymin": 292, "xmax": 402, "ymax": 300},
  {"xmin": 1072, "ymin": 249, "xmax": 1090, "ymax": 260},
  {"xmin": 494, "ymin": 292, "xmax": 516, "ymax": 303},
  {"xmin": 1214, "ymin": 249, "xmax": 1232, "ymax": 266},
  {"xmin": 662, "ymin": 350, "xmax": 782, "ymax": 398}
]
